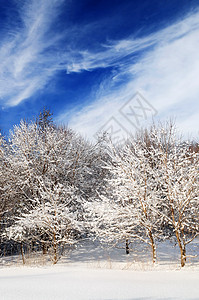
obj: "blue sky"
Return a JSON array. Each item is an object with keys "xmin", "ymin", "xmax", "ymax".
[{"xmin": 0, "ymin": 0, "xmax": 199, "ymax": 140}]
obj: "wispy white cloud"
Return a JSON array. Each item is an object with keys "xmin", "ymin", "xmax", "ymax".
[
  {"xmin": 58, "ymin": 9, "xmax": 199, "ymax": 139},
  {"xmin": 0, "ymin": 0, "xmax": 66, "ymax": 106},
  {"xmin": 65, "ymin": 10, "xmax": 199, "ymax": 74},
  {"xmin": 1, "ymin": 1, "xmax": 198, "ymax": 139}
]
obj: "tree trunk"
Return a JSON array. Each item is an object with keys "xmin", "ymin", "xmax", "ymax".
[
  {"xmin": 181, "ymin": 246, "xmax": 186, "ymax": 267},
  {"xmin": 42, "ymin": 242, "xmax": 47, "ymax": 255},
  {"xmin": 175, "ymin": 230, "xmax": 186, "ymax": 267},
  {"xmin": 149, "ymin": 230, "xmax": 156, "ymax": 263},
  {"xmin": 20, "ymin": 242, "xmax": 25, "ymax": 265},
  {"xmin": 179, "ymin": 245, "xmax": 186, "ymax": 267},
  {"xmin": 125, "ymin": 239, "xmax": 130, "ymax": 255},
  {"xmin": 53, "ymin": 233, "xmax": 58, "ymax": 264}
]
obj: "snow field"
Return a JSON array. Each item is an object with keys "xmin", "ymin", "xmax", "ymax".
[{"xmin": 0, "ymin": 265, "xmax": 199, "ymax": 300}]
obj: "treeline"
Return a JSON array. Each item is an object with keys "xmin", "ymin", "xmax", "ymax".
[{"xmin": 0, "ymin": 110, "xmax": 198, "ymax": 267}]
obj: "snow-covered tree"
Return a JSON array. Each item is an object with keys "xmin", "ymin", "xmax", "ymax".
[
  {"xmin": 156, "ymin": 125, "xmax": 199, "ymax": 267},
  {"xmin": 85, "ymin": 123, "xmax": 199, "ymax": 266},
  {"xmin": 5, "ymin": 121, "xmax": 88, "ymax": 262},
  {"xmin": 61, "ymin": 133, "xmax": 110, "ymax": 201},
  {"xmin": 0, "ymin": 133, "xmax": 19, "ymax": 254},
  {"xmin": 2, "ymin": 116, "xmax": 198, "ymax": 267},
  {"xmin": 36, "ymin": 107, "xmax": 54, "ymax": 130},
  {"xmin": 0, "ymin": 133, "xmax": 8, "ymax": 234},
  {"xmin": 85, "ymin": 135, "xmax": 163, "ymax": 263},
  {"xmin": 0, "ymin": 133, "xmax": 7, "ymax": 219},
  {"xmin": 7, "ymin": 178, "xmax": 83, "ymax": 264}
]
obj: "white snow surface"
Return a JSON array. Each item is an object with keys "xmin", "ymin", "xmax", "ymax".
[
  {"xmin": 0, "ymin": 239, "xmax": 199, "ymax": 300},
  {"xmin": 0, "ymin": 265, "xmax": 199, "ymax": 300}
]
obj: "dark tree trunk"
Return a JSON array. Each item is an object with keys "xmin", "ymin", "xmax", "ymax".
[
  {"xmin": 20, "ymin": 243, "xmax": 25, "ymax": 265},
  {"xmin": 148, "ymin": 230, "xmax": 156, "ymax": 263},
  {"xmin": 42, "ymin": 243, "xmax": 47, "ymax": 255},
  {"xmin": 126, "ymin": 239, "xmax": 130, "ymax": 255}
]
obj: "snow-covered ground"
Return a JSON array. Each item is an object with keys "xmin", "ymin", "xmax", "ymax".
[
  {"xmin": 0, "ymin": 239, "xmax": 198, "ymax": 300},
  {"xmin": 0, "ymin": 265, "xmax": 199, "ymax": 300}
]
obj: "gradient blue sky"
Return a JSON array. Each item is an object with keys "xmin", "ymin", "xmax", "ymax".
[{"xmin": 0, "ymin": 0, "xmax": 199, "ymax": 139}]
